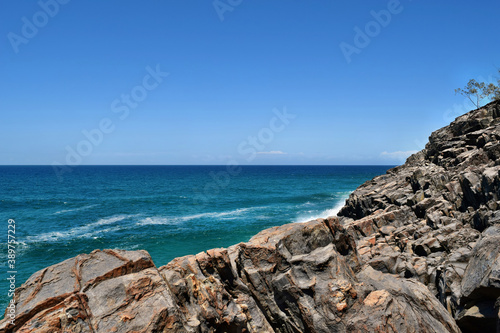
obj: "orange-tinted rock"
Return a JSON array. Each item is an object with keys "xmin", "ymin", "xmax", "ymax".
[{"xmin": 4, "ymin": 101, "xmax": 500, "ymax": 332}]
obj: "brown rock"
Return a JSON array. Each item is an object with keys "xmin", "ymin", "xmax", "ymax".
[{"xmin": 3, "ymin": 100, "xmax": 500, "ymax": 332}]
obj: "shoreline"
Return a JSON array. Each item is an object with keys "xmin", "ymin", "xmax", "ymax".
[
  {"xmin": 3, "ymin": 100, "xmax": 500, "ymax": 332},
  {"xmin": 0, "ymin": 166, "xmax": 390, "ymax": 321}
]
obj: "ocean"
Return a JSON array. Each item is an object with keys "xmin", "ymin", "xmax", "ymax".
[{"xmin": 0, "ymin": 165, "xmax": 392, "ymax": 314}]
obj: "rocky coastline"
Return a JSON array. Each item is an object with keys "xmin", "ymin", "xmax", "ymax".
[{"xmin": 2, "ymin": 100, "xmax": 500, "ymax": 332}]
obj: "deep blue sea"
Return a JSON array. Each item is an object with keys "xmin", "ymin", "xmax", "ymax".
[{"xmin": 0, "ymin": 165, "xmax": 392, "ymax": 314}]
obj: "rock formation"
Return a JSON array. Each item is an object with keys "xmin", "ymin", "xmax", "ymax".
[
  {"xmin": 338, "ymin": 99, "xmax": 500, "ymax": 332},
  {"xmin": 2, "ymin": 100, "xmax": 500, "ymax": 332}
]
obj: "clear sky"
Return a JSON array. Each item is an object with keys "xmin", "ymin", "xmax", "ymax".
[{"xmin": 1, "ymin": 0, "xmax": 500, "ymax": 165}]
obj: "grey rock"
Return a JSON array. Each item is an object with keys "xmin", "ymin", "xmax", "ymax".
[{"xmin": 3, "ymin": 100, "xmax": 500, "ymax": 331}]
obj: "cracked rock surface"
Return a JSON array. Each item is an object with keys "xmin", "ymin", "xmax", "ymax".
[
  {"xmin": 2, "ymin": 100, "xmax": 500, "ymax": 332},
  {"xmin": 338, "ymin": 100, "xmax": 500, "ymax": 332}
]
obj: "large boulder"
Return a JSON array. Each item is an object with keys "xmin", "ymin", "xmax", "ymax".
[
  {"xmin": 0, "ymin": 249, "xmax": 189, "ymax": 333},
  {"xmin": 457, "ymin": 226, "xmax": 500, "ymax": 332}
]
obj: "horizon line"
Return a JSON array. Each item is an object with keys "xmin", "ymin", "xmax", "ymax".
[{"xmin": 0, "ymin": 164, "xmax": 398, "ymax": 167}]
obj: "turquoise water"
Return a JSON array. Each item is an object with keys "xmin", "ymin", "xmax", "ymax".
[{"xmin": 0, "ymin": 165, "xmax": 392, "ymax": 314}]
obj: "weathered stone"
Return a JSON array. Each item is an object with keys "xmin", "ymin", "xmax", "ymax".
[
  {"xmin": 461, "ymin": 226, "xmax": 500, "ymax": 302},
  {"xmin": 345, "ymin": 267, "xmax": 461, "ymax": 333},
  {"xmin": 338, "ymin": 100, "xmax": 500, "ymax": 331},
  {"xmin": 3, "ymin": 100, "xmax": 500, "ymax": 331}
]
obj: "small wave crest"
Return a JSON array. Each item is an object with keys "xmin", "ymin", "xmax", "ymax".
[
  {"xmin": 136, "ymin": 206, "xmax": 265, "ymax": 226},
  {"xmin": 137, "ymin": 217, "xmax": 172, "ymax": 226},
  {"xmin": 182, "ymin": 207, "xmax": 259, "ymax": 220},
  {"xmin": 53, "ymin": 204, "xmax": 99, "ymax": 215},
  {"xmin": 293, "ymin": 196, "xmax": 348, "ymax": 223},
  {"xmin": 24, "ymin": 214, "xmax": 139, "ymax": 243}
]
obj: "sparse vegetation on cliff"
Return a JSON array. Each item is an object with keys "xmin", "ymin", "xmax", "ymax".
[{"xmin": 455, "ymin": 70, "xmax": 500, "ymax": 108}]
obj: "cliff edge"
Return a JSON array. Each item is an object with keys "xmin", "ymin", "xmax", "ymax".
[{"xmin": 2, "ymin": 100, "xmax": 500, "ymax": 332}]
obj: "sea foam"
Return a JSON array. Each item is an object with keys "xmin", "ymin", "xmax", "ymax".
[
  {"xmin": 294, "ymin": 196, "xmax": 348, "ymax": 223},
  {"xmin": 24, "ymin": 214, "xmax": 139, "ymax": 243},
  {"xmin": 136, "ymin": 206, "xmax": 266, "ymax": 226},
  {"xmin": 53, "ymin": 204, "xmax": 100, "ymax": 215}
]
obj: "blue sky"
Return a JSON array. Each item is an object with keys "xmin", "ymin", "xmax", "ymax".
[{"xmin": 1, "ymin": 0, "xmax": 499, "ymax": 165}]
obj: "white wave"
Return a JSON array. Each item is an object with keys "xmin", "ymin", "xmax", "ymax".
[
  {"xmin": 24, "ymin": 214, "xmax": 139, "ymax": 243},
  {"xmin": 137, "ymin": 206, "xmax": 266, "ymax": 226},
  {"xmin": 177, "ymin": 207, "xmax": 261, "ymax": 221},
  {"xmin": 90, "ymin": 214, "xmax": 140, "ymax": 227},
  {"xmin": 137, "ymin": 217, "xmax": 173, "ymax": 226},
  {"xmin": 53, "ymin": 204, "xmax": 99, "ymax": 215},
  {"xmin": 183, "ymin": 208, "xmax": 250, "ymax": 220},
  {"xmin": 25, "ymin": 231, "xmax": 69, "ymax": 243},
  {"xmin": 79, "ymin": 226, "xmax": 125, "ymax": 239},
  {"xmin": 293, "ymin": 196, "xmax": 348, "ymax": 223}
]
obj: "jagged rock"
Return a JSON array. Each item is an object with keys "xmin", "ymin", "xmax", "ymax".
[
  {"xmin": 2, "ymin": 100, "xmax": 500, "ymax": 331},
  {"xmin": 346, "ymin": 266, "xmax": 460, "ymax": 333},
  {"xmin": 0, "ymin": 219, "xmax": 460, "ymax": 333},
  {"xmin": 0, "ymin": 249, "xmax": 189, "ymax": 333},
  {"xmin": 460, "ymin": 226, "xmax": 500, "ymax": 307},
  {"xmin": 338, "ymin": 100, "xmax": 500, "ymax": 331}
]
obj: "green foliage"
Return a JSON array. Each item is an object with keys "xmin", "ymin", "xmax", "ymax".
[
  {"xmin": 455, "ymin": 79, "xmax": 487, "ymax": 108},
  {"xmin": 486, "ymin": 82, "xmax": 500, "ymax": 101},
  {"xmin": 455, "ymin": 70, "xmax": 500, "ymax": 108}
]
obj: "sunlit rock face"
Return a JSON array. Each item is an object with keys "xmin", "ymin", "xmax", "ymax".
[{"xmin": 3, "ymin": 100, "xmax": 500, "ymax": 332}]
